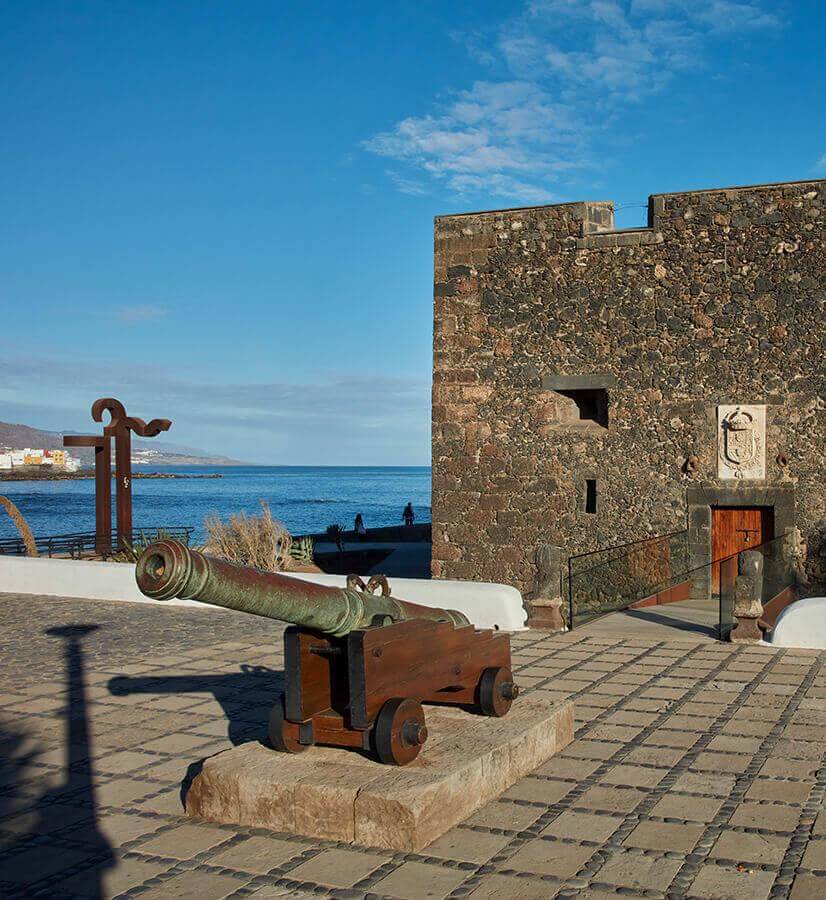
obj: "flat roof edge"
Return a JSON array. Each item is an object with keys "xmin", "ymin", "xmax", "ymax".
[{"xmin": 435, "ymin": 178, "xmax": 825, "ymax": 222}]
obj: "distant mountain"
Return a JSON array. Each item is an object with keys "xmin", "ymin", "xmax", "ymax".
[{"xmin": 0, "ymin": 419, "xmax": 244, "ymax": 466}]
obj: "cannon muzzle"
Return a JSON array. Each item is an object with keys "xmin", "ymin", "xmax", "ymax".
[{"xmin": 135, "ymin": 539, "xmax": 469, "ymax": 636}]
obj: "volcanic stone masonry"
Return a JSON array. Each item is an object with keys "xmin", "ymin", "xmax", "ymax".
[{"xmin": 431, "ymin": 179, "xmax": 825, "ymax": 596}]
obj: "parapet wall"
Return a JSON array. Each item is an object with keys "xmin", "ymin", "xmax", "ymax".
[{"xmin": 432, "ymin": 179, "xmax": 825, "ymax": 593}]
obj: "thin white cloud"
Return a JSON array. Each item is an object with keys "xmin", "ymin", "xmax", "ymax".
[
  {"xmin": 815, "ymin": 154, "xmax": 826, "ymax": 173},
  {"xmin": 365, "ymin": 80, "xmax": 583, "ymax": 202},
  {"xmin": 365, "ymin": 0, "xmax": 781, "ymax": 202}
]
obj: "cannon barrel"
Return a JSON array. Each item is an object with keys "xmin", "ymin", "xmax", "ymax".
[{"xmin": 135, "ymin": 539, "xmax": 470, "ymax": 636}]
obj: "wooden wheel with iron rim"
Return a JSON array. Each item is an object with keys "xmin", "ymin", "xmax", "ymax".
[
  {"xmin": 268, "ymin": 694, "xmax": 306, "ymax": 753},
  {"xmin": 373, "ymin": 698, "xmax": 427, "ymax": 765},
  {"xmin": 478, "ymin": 666, "xmax": 518, "ymax": 717}
]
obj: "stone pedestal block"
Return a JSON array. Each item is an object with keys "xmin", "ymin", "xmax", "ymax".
[
  {"xmin": 730, "ymin": 550, "xmax": 766, "ymax": 644},
  {"xmin": 185, "ymin": 698, "xmax": 573, "ymax": 852},
  {"xmin": 527, "ymin": 543, "xmax": 567, "ymax": 632}
]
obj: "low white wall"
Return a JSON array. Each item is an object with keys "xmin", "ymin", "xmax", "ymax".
[
  {"xmin": 0, "ymin": 555, "xmax": 528, "ymax": 631},
  {"xmin": 0, "ymin": 555, "xmax": 206, "ymax": 609},
  {"xmin": 771, "ymin": 596, "xmax": 826, "ymax": 649}
]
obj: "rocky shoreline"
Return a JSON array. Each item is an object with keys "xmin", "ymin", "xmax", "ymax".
[{"xmin": 0, "ymin": 468, "xmax": 222, "ymax": 481}]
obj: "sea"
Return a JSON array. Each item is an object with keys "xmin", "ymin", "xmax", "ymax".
[{"xmin": 0, "ymin": 466, "xmax": 432, "ymax": 543}]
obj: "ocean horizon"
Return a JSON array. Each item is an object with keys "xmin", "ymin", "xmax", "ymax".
[{"xmin": 0, "ymin": 465, "xmax": 432, "ymax": 543}]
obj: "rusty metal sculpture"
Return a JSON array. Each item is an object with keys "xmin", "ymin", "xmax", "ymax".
[
  {"xmin": 64, "ymin": 399, "xmax": 171, "ymax": 555},
  {"xmin": 135, "ymin": 539, "xmax": 518, "ymax": 765}
]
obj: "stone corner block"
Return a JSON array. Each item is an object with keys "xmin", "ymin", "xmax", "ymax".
[{"xmin": 185, "ymin": 698, "xmax": 574, "ymax": 852}]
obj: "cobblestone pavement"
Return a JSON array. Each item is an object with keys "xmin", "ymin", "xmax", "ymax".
[{"xmin": 1, "ymin": 593, "xmax": 824, "ymax": 899}]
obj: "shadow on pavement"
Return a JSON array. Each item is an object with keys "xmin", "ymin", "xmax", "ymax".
[
  {"xmin": 619, "ymin": 605, "xmax": 719, "ymax": 638},
  {"xmin": 0, "ymin": 624, "xmax": 115, "ymax": 898},
  {"xmin": 108, "ymin": 665, "xmax": 284, "ymax": 812},
  {"xmin": 107, "ymin": 664, "xmax": 284, "ymax": 745}
]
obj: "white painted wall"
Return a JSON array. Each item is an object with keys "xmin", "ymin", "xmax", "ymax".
[
  {"xmin": 771, "ymin": 596, "xmax": 826, "ymax": 649},
  {"xmin": 0, "ymin": 555, "xmax": 528, "ymax": 631}
]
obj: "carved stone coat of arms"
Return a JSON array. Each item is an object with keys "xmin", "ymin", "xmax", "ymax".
[{"xmin": 717, "ymin": 405, "xmax": 766, "ymax": 480}]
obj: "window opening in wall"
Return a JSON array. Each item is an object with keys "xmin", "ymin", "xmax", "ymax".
[
  {"xmin": 585, "ymin": 479, "xmax": 597, "ymax": 514},
  {"xmin": 557, "ymin": 389, "xmax": 608, "ymax": 428}
]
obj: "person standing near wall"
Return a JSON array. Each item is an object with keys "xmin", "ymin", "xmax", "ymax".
[
  {"xmin": 403, "ymin": 503, "xmax": 415, "ymax": 527},
  {"xmin": 354, "ymin": 513, "xmax": 367, "ymax": 542}
]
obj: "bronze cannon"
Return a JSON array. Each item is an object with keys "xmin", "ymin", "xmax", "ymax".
[{"xmin": 136, "ymin": 540, "xmax": 517, "ymax": 765}]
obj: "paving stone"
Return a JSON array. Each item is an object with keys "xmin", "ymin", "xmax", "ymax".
[
  {"xmin": 790, "ymin": 873, "xmax": 826, "ymax": 899},
  {"xmin": 745, "ymin": 779, "xmax": 812, "ymax": 803},
  {"xmin": 592, "ymin": 851, "xmax": 683, "ymax": 891},
  {"xmin": 92, "ymin": 777, "xmax": 162, "ymax": 808},
  {"xmin": 136, "ymin": 787, "xmax": 187, "ymax": 815},
  {"xmin": 643, "ymin": 729, "xmax": 699, "ymax": 749},
  {"xmin": 0, "ymin": 844, "xmax": 94, "ymax": 885},
  {"xmin": 541, "ymin": 810, "xmax": 623, "ymax": 842},
  {"xmin": 206, "ymin": 835, "xmax": 310, "ymax": 873},
  {"xmin": 708, "ymin": 734, "xmax": 764, "ymax": 754},
  {"xmin": 729, "ymin": 801, "xmax": 801, "ymax": 832},
  {"xmin": 624, "ymin": 745, "xmax": 686, "ymax": 767},
  {"xmin": 578, "ymin": 785, "xmax": 648, "ymax": 814},
  {"xmin": 687, "ymin": 862, "xmax": 775, "ymax": 900},
  {"xmin": 283, "ymin": 847, "xmax": 386, "ymax": 888},
  {"xmin": 370, "ymin": 859, "xmax": 469, "ymax": 898},
  {"xmin": 775, "ymin": 739, "xmax": 826, "ymax": 760},
  {"xmin": 534, "ymin": 755, "xmax": 601, "ymax": 779},
  {"xmin": 424, "ymin": 827, "xmax": 511, "ymax": 863},
  {"xmin": 466, "ymin": 873, "xmax": 552, "ymax": 898},
  {"xmin": 692, "ymin": 751, "xmax": 752, "ymax": 774},
  {"xmin": 503, "ymin": 776, "xmax": 574, "ymax": 804},
  {"xmin": 709, "ymin": 829, "xmax": 790, "ymax": 865},
  {"xmin": 94, "ymin": 812, "xmax": 167, "ymax": 845},
  {"xmin": 135, "ymin": 822, "xmax": 232, "ymax": 859},
  {"xmin": 601, "ymin": 764, "xmax": 668, "ymax": 788},
  {"xmin": 507, "ymin": 837, "xmax": 595, "ymax": 877},
  {"xmin": 801, "ymin": 838, "xmax": 826, "ymax": 869},
  {"xmin": 57, "ymin": 854, "xmax": 175, "ymax": 898},
  {"xmin": 467, "ymin": 800, "xmax": 543, "ymax": 832},
  {"xmin": 624, "ymin": 820, "xmax": 704, "ymax": 852},
  {"xmin": 561, "ymin": 740, "xmax": 619, "ymax": 760},
  {"xmin": 95, "ymin": 749, "xmax": 160, "ymax": 774},
  {"xmin": 672, "ymin": 770, "xmax": 737, "ymax": 796},
  {"xmin": 650, "ymin": 793, "xmax": 724, "ymax": 823},
  {"xmin": 139, "ymin": 868, "xmax": 248, "ymax": 899}
]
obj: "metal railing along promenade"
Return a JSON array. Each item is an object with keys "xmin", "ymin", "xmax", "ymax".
[{"xmin": 0, "ymin": 527, "xmax": 194, "ymax": 559}]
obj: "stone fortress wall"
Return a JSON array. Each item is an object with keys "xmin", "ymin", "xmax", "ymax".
[{"xmin": 431, "ymin": 179, "xmax": 825, "ymax": 595}]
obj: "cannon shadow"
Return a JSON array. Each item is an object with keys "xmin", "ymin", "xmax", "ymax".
[
  {"xmin": 107, "ymin": 665, "xmax": 285, "ymax": 745},
  {"xmin": 107, "ymin": 665, "xmax": 285, "ymax": 810}
]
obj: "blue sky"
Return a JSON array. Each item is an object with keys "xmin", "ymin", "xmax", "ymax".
[{"xmin": 1, "ymin": 1, "xmax": 823, "ymax": 464}]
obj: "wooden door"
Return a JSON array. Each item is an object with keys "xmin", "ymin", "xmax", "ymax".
[{"xmin": 711, "ymin": 506, "xmax": 774, "ymax": 593}]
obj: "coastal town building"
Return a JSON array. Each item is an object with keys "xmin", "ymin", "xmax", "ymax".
[
  {"xmin": 431, "ymin": 179, "xmax": 825, "ymax": 597},
  {"xmin": 0, "ymin": 447, "xmax": 79, "ymax": 471}
]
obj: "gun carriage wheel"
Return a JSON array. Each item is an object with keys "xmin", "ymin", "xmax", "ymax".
[
  {"xmin": 268, "ymin": 695, "xmax": 306, "ymax": 753},
  {"xmin": 478, "ymin": 666, "xmax": 518, "ymax": 717},
  {"xmin": 373, "ymin": 697, "xmax": 427, "ymax": 765}
]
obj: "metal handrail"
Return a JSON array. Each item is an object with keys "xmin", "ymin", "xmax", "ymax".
[{"xmin": 0, "ymin": 526, "xmax": 194, "ymax": 557}]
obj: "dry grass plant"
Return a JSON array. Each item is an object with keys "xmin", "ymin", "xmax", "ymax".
[
  {"xmin": 0, "ymin": 496, "xmax": 39, "ymax": 557},
  {"xmin": 202, "ymin": 500, "xmax": 293, "ymax": 572}
]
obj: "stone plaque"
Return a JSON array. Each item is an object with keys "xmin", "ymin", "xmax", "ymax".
[{"xmin": 717, "ymin": 405, "xmax": 766, "ymax": 480}]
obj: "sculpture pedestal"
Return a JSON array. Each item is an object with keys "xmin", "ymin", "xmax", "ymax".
[{"xmin": 185, "ymin": 698, "xmax": 573, "ymax": 851}]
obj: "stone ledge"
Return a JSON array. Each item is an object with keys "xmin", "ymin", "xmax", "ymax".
[
  {"xmin": 185, "ymin": 698, "xmax": 574, "ymax": 851},
  {"xmin": 576, "ymin": 229, "xmax": 664, "ymax": 250}
]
